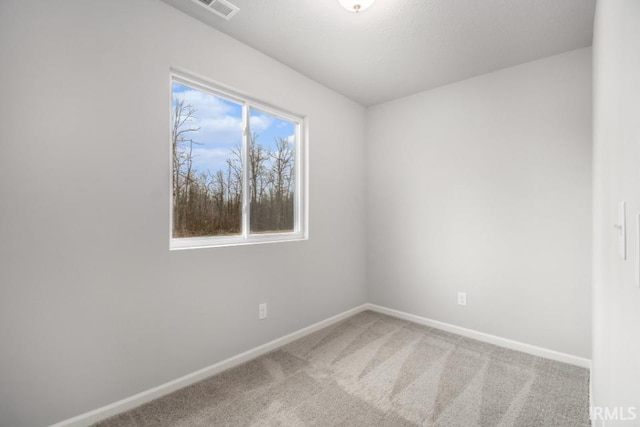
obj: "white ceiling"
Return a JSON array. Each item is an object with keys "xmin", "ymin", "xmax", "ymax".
[{"xmin": 161, "ymin": 0, "xmax": 596, "ymax": 106}]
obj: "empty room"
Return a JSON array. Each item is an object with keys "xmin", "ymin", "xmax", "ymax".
[{"xmin": 1, "ymin": 0, "xmax": 639, "ymax": 426}]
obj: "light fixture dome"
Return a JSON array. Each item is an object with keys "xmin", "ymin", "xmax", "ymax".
[{"xmin": 338, "ymin": 0, "xmax": 375, "ymax": 13}]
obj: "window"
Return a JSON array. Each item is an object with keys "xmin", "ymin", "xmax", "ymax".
[{"xmin": 170, "ymin": 72, "xmax": 307, "ymax": 249}]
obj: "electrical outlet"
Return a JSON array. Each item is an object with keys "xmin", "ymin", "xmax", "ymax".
[
  {"xmin": 457, "ymin": 292, "xmax": 467, "ymax": 306},
  {"xmin": 259, "ymin": 303, "xmax": 267, "ymax": 320}
]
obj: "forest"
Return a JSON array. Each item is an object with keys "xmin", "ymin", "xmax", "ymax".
[{"xmin": 172, "ymin": 98, "xmax": 295, "ymax": 238}]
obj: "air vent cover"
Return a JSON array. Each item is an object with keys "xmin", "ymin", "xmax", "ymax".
[{"xmin": 192, "ymin": 0, "xmax": 239, "ymax": 20}]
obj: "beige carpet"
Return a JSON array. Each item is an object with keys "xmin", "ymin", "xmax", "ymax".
[{"xmin": 96, "ymin": 311, "xmax": 590, "ymax": 426}]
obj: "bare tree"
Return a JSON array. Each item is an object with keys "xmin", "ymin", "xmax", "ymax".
[
  {"xmin": 269, "ymin": 137, "xmax": 295, "ymax": 229},
  {"xmin": 171, "ymin": 107, "xmax": 296, "ymax": 236},
  {"xmin": 248, "ymin": 133, "xmax": 269, "ymax": 230},
  {"xmin": 172, "ymin": 98, "xmax": 201, "ymax": 233}
]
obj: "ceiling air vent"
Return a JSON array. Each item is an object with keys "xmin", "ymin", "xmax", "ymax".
[{"xmin": 193, "ymin": 0, "xmax": 239, "ymax": 20}]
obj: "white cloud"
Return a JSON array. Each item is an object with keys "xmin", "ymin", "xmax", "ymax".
[
  {"xmin": 174, "ymin": 89, "xmax": 281, "ymax": 148},
  {"xmin": 174, "ymin": 88, "xmax": 243, "ymax": 147},
  {"xmin": 175, "ymin": 89, "xmax": 234, "ymax": 118},
  {"xmin": 250, "ymin": 114, "xmax": 274, "ymax": 133},
  {"xmin": 197, "ymin": 116, "xmax": 243, "ymax": 146},
  {"xmin": 173, "ymin": 88, "xmax": 290, "ymax": 174}
]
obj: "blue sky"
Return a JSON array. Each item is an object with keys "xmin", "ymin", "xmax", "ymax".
[{"xmin": 172, "ymin": 82, "xmax": 295, "ymax": 174}]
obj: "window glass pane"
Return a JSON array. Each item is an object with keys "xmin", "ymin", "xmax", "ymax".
[
  {"xmin": 172, "ymin": 82, "xmax": 243, "ymax": 238},
  {"xmin": 248, "ymin": 108, "xmax": 296, "ymax": 234}
]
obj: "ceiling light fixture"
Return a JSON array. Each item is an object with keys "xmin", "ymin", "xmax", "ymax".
[{"xmin": 338, "ymin": 0, "xmax": 375, "ymax": 13}]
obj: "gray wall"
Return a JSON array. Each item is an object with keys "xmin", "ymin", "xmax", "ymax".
[
  {"xmin": 0, "ymin": 1, "xmax": 367, "ymax": 426},
  {"xmin": 366, "ymin": 49, "xmax": 592, "ymax": 358},
  {"xmin": 592, "ymin": 0, "xmax": 640, "ymax": 421}
]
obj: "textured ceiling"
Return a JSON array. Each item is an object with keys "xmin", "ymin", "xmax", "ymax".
[{"xmin": 161, "ymin": 0, "xmax": 596, "ymax": 106}]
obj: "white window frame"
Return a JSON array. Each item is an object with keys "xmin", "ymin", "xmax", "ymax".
[{"xmin": 169, "ymin": 71, "xmax": 308, "ymax": 250}]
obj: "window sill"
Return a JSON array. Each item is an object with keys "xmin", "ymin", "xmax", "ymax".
[{"xmin": 170, "ymin": 232, "xmax": 308, "ymax": 250}]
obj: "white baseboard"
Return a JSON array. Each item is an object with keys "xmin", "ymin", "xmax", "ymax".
[
  {"xmin": 365, "ymin": 303, "xmax": 591, "ymax": 369},
  {"xmin": 49, "ymin": 304, "xmax": 369, "ymax": 427},
  {"xmin": 51, "ymin": 302, "xmax": 591, "ymax": 426}
]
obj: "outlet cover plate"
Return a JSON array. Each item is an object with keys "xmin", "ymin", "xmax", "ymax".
[{"xmin": 457, "ymin": 292, "xmax": 467, "ymax": 306}]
